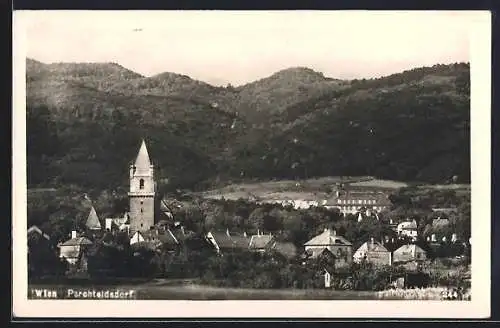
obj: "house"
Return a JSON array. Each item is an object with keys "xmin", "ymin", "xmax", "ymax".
[
  {"xmin": 105, "ymin": 213, "xmax": 130, "ymax": 233},
  {"xmin": 130, "ymin": 231, "xmax": 146, "ymax": 245},
  {"xmin": 304, "ymin": 228, "xmax": 352, "ymax": 267},
  {"xmin": 131, "ymin": 228, "xmax": 180, "ymax": 252},
  {"xmin": 324, "ymin": 190, "xmax": 391, "ymax": 216},
  {"xmin": 248, "ymin": 233, "xmax": 274, "ymax": 252},
  {"xmin": 58, "ymin": 231, "xmax": 93, "ymax": 265},
  {"xmin": 205, "ymin": 230, "xmax": 250, "ymax": 254},
  {"xmin": 397, "ymin": 220, "xmax": 418, "ymax": 239},
  {"xmin": 355, "ymin": 208, "xmax": 380, "ymax": 222},
  {"xmin": 353, "ymin": 238, "xmax": 392, "ymax": 266},
  {"xmin": 27, "ymin": 226, "xmax": 52, "ymax": 257},
  {"xmin": 28, "ymin": 225, "xmax": 50, "ymax": 243},
  {"xmin": 393, "ymin": 244, "xmax": 427, "ymax": 263},
  {"xmin": 86, "ymin": 206, "xmax": 102, "ymax": 231}
]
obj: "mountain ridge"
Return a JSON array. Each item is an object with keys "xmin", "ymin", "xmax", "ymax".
[{"xmin": 25, "ymin": 58, "xmax": 471, "ymax": 192}]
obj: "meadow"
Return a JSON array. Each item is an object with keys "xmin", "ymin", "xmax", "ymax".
[{"xmin": 199, "ymin": 176, "xmax": 400, "ymax": 202}]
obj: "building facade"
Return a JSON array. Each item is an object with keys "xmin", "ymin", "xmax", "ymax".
[
  {"xmin": 128, "ymin": 140, "xmax": 156, "ymax": 234},
  {"xmin": 324, "ymin": 190, "xmax": 391, "ymax": 216},
  {"xmin": 392, "ymin": 244, "xmax": 427, "ymax": 263},
  {"xmin": 304, "ymin": 228, "xmax": 353, "ymax": 267},
  {"xmin": 353, "ymin": 238, "xmax": 392, "ymax": 266}
]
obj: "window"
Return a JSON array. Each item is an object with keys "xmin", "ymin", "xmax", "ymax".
[
  {"xmin": 139, "ymin": 179, "xmax": 145, "ymax": 189},
  {"xmin": 140, "ymin": 208, "xmax": 143, "ymax": 213},
  {"xmin": 358, "ymin": 200, "xmax": 362, "ymax": 204},
  {"xmin": 140, "ymin": 200, "xmax": 144, "ymax": 205},
  {"xmin": 141, "ymin": 223, "xmax": 143, "ymax": 227}
]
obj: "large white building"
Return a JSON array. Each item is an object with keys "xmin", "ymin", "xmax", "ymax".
[{"xmin": 323, "ymin": 190, "xmax": 392, "ymax": 216}]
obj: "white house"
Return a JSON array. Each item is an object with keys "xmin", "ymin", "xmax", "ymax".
[{"xmin": 397, "ymin": 220, "xmax": 418, "ymax": 239}]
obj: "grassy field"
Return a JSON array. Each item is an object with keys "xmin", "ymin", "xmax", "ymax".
[
  {"xmin": 29, "ymin": 280, "xmax": 380, "ymax": 300},
  {"xmin": 29, "ymin": 278, "xmax": 470, "ymax": 300},
  {"xmin": 200, "ymin": 176, "xmax": 403, "ymax": 202}
]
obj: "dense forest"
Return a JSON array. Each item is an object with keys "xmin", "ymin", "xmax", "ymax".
[{"xmin": 26, "ymin": 59, "xmax": 470, "ymax": 192}]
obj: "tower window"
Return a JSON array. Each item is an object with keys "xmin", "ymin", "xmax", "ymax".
[
  {"xmin": 139, "ymin": 179, "xmax": 145, "ymax": 189},
  {"xmin": 141, "ymin": 208, "xmax": 143, "ymax": 213}
]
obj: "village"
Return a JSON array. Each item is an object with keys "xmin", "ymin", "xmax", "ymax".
[{"xmin": 27, "ymin": 140, "xmax": 472, "ymax": 300}]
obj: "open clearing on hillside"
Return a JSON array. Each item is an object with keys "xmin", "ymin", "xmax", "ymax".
[{"xmin": 200, "ymin": 176, "xmax": 405, "ymax": 201}]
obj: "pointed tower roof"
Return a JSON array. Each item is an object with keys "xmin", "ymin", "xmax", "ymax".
[
  {"xmin": 134, "ymin": 139, "xmax": 152, "ymax": 170},
  {"xmin": 86, "ymin": 206, "xmax": 102, "ymax": 230}
]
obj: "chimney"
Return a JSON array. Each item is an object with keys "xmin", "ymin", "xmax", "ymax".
[
  {"xmin": 243, "ymin": 231, "xmax": 247, "ymax": 237},
  {"xmin": 257, "ymin": 229, "xmax": 260, "ymax": 236},
  {"xmin": 390, "ymin": 219, "xmax": 393, "ymax": 224},
  {"xmin": 324, "ymin": 227, "xmax": 328, "ymax": 232},
  {"xmin": 451, "ymin": 233, "xmax": 457, "ymax": 242},
  {"xmin": 71, "ymin": 230, "xmax": 77, "ymax": 239},
  {"xmin": 226, "ymin": 228, "xmax": 230, "ymax": 237},
  {"xmin": 370, "ymin": 237, "xmax": 374, "ymax": 245}
]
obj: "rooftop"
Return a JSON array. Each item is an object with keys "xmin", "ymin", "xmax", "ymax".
[
  {"xmin": 59, "ymin": 236, "xmax": 93, "ymax": 247},
  {"xmin": 304, "ymin": 228, "xmax": 352, "ymax": 246},
  {"xmin": 249, "ymin": 234, "xmax": 274, "ymax": 249}
]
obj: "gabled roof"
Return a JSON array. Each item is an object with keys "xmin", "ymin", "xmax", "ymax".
[
  {"xmin": 28, "ymin": 225, "xmax": 50, "ymax": 240},
  {"xmin": 86, "ymin": 206, "xmax": 101, "ymax": 230},
  {"xmin": 170, "ymin": 227, "xmax": 194, "ymax": 243},
  {"xmin": 208, "ymin": 231, "xmax": 250, "ymax": 250},
  {"xmin": 397, "ymin": 220, "xmax": 417, "ymax": 230},
  {"xmin": 394, "ymin": 244, "xmax": 426, "ymax": 254},
  {"xmin": 249, "ymin": 235, "xmax": 274, "ymax": 249},
  {"xmin": 141, "ymin": 229, "xmax": 179, "ymax": 245},
  {"xmin": 59, "ymin": 236, "xmax": 93, "ymax": 247},
  {"xmin": 304, "ymin": 229, "xmax": 352, "ymax": 246},
  {"xmin": 355, "ymin": 240, "xmax": 390, "ymax": 253},
  {"xmin": 134, "ymin": 139, "xmax": 152, "ymax": 172},
  {"xmin": 131, "ymin": 240, "xmax": 162, "ymax": 251}
]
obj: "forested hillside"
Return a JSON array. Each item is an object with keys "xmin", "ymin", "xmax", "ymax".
[{"xmin": 26, "ymin": 59, "xmax": 470, "ymax": 192}]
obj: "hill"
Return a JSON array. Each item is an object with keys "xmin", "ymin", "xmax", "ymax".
[
  {"xmin": 228, "ymin": 63, "xmax": 470, "ymax": 183},
  {"xmin": 232, "ymin": 67, "xmax": 348, "ymax": 123},
  {"xmin": 26, "ymin": 60, "xmax": 246, "ymax": 192},
  {"xmin": 26, "ymin": 58, "xmax": 470, "ymax": 192}
]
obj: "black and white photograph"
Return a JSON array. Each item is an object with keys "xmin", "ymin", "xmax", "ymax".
[{"xmin": 12, "ymin": 10, "xmax": 491, "ymax": 318}]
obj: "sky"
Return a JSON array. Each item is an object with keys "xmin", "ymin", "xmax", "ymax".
[{"xmin": 16, "ymin": 10, "xmax": 475, "ymax": 86}]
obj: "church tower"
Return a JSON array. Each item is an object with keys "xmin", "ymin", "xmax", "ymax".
[{"xmin": 128, "ymin": 139, "xmax": 156, "ymax": 234}]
